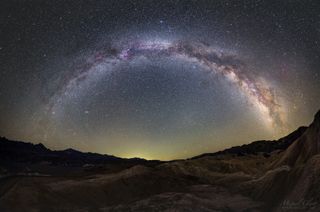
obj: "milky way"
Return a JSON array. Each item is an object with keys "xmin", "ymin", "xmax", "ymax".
[
  {"xmin": 1, "ymin": 0, "xmax": 319, "ymax": 160},
  {"xmin": 48, "ymin": 39, "xmax": 286, "ymax": 130}
]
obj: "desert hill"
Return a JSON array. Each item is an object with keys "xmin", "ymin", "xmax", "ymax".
[{"xmin": 0, "ymin": 110, "xmax": 319, "ymax": 211}]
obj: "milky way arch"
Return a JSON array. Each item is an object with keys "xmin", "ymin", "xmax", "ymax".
[{"xmin": 46, "ymin": 39, "xmax": 286, "ymax": 130}]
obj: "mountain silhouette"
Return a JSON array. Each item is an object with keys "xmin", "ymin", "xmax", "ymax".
[{"xmin": 0, "ymin": 110, "xmax": 319, "ymax": 211}]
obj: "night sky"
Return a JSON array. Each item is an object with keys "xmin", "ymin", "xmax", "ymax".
[{"xmin": 1, "ymin": 0, "xmax": 319, "ymax": 160}]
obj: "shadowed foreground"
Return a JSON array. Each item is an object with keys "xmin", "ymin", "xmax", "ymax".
[{"xmin": 1, "ymin": 111, "xmax": 320, "ymax": 211}]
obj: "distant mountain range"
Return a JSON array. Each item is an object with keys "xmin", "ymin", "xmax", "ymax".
[
  {"xmin": 192, "ymin": 126, "xmax": 307, "ymax": 159},
  {"xmin": 0, "ymin": 137, "xmax": 161, "ymax": 176},
  {"xmin": 0, "ymin": 110, "xmax": 319, "ymax": 211},
  {"xmin": 0, "ymin": 136, "xmax": 157, "ymax": 165},
  {"xmin": 0, "ymin": 124, "xmax": 308, "ymax": 167}
]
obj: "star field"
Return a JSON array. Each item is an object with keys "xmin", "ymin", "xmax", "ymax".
[{"xmin": 0, "ymin": 0, "xmax": 319, "ymax": 160}]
